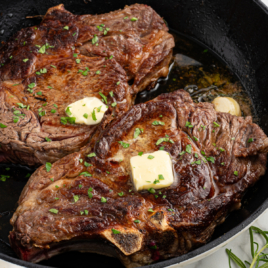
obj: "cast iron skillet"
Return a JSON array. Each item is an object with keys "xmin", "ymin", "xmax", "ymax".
[{"xmin": 1, "ymin": 0, "xmax": 268, "ymax": 267}]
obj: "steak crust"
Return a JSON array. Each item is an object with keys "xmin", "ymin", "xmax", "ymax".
[
  {"xmin": 9, "ymin": 90, "xmax": 268, "ymax": 267},
  {"xmin": 0, "ymin": 4, "xmax": 174, "ymax": 93},
  {"xmin": 0, "ymin": 4, "xmax": 174, "ymax": 166}
]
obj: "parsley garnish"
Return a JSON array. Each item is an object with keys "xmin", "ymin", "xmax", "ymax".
[
  {"xmin": 88, "ymin": 153, "xmax": 96, "ymax": 157},
  {"xmin": 118, "ymin": 192, "xmax": 124, "ymax": 196},
  {"xmin": 101, "ymin": 197, "xmax": 107, "ymax": 203},
  {"xmin": 134, "ymin": 128, "xmax": 143, "ymax": 138},
  {"xmin": 152, "ymin": 121, "xmax": 165, "ymax": 126},
  {"xmin": 185, "ymin": 121, "xmax": 193, "ymax": 128},
  {"xmin": 234, "ymin": 171, "xmax": 238, "ymax": 176},
  {"xmin": 138, "ymin": 152, "xmax": 143, "ymax": 156},
  {"xmin": 88, "ymin": 187, "xmax": 93, "ymax": 199},
  {"xmin": 49, "ymin": 208, "xmax": 58, "ymax": 214},
  {"xmin": 45, "ymin": 137, "xmax": 51, "ymax": 142},
  {"xmin": 0, "ymin": 123, "xmax": 7, "ymax": 128},
  {"xmin": 118, "ymin": 141, "xmax": 130, "ymax": 148},
  {"xmin": 213, "ymin": 121, "xmax": 220, "ymax": 127},
  {"xmin": 45, "ymin": 162, "xmax": 52, "ymax": 172},
  {"xmin": 134, "ymin": 220, "xmax": 140, "ymax": 223},
  {"xmin": 99, "ymin": 92, "xmax": 107, "ymax": 104},
  {"xmin": 148, "ymin": 155, "xmax": 154, "ymax": 159},
  {"xmin": 131, "ymin": 17, "xmax": 138, "ymax": 21},
  {"xmin": 66, "ymin": 107, "xmax": 72, "ymax": 116},
  {"xmin": 185, "ymin": 144, "xmax": 192, "ymax": 154},
  {"xmin": 63, "ymin": 26, "xmax": 69, "ymax": 30},
  {"xmin": 112, "ymin": 228, "xmax": 120, "ymax": 234},
  {"xmin": 83, "ymin": 113, "xmax": 88, "ymax": 119},
  {"xmin": 148, "ymin": 208, "xmax": 154, "ymax": 213},
  {"xmin": 248, "ymin": 138, "xmax": 254, "ymax": 143},
  {"xmin": 73, "ymin": 195, "xmax": 79, "ymax": 202},
  {"xmin": 92, "ymin": 109, "xmax": 97, "ymax": 121},
  {"xmin": 80, "ymin": 171, "xmax": 92, "ymax": 177}
]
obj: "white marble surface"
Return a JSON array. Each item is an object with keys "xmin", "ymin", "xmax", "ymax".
[{"xmin": 178, "ymin": 208, "xmax": 268, "ymax": 268}]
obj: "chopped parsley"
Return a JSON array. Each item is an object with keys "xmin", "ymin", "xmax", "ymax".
[
  {"xmin": 45, "ymin": 162, "xmax": 52, "ymax": 172},
  {"xmin": 88, "ymin": 153, "xmax": 96, "ymax": 157},
  {"xmin": 38, "ymin": 45, "xmax": 46, "ymax": 54},
  {"xmin": 66, "ymin": 107, "xmax": 72, "ymax": 116},
  {"xmin": 118, "ymin": 141, "xmax": 130, "ymax": 148},
  {"xmin": 152, "ymin": 121, "xmax": 165, "ymax": 126},
  {"xmin": 112, "ymin": 228, "xmax": 120, "ymax": 234},
  {"xmin": 83, "ymin": 113, "xmax": 88, "ymax": 119},
  {"xmin": 234, "ymin": 171, "xmax": 238, "ymax": 176},
  {"xmin": 213, "ymin": 122, "xmax": 220, "ymax": 127},
  {"xmin": 134, "ymin": 220, "xmax": 140, "ymax": 223},
  {"xmin": 91, "ymin": 109, "xmax": 97, "ymax": 121},
  {"xmin": 99, "ymin": 92, "xmax": 107, "ymax": 104},
  {"xmin": 92, "ymin": 35, "xmax": 98, "ymax": 45},
  {"xmin": 148, "ymin": 188, "xmax": 155, "ymax": 194},
  {"xmin": 96, "ymin": 70, "xmax": 101, "ymax": 75},
  {"xmin": 76, "ymin": 59, "xmax": 81, "ymax": 64},
  {"xmin": 185, "ymin": 144, "xmax": 192, "ymax": 154},
  {"xmin": 138, "ymin": 151, "xmax": 143, "ymax": 156},
  {"xmin": 60, "ymin": 117, "xmax": 76, "ymax": 125},
  {"xmin": 185, "ymin": 121, "xmax": 193, "ymax": 128},
  {"xmin": 134, "ymin": 128, "xmax": 143, "ymax": 138},
  {"xmin": 49, "ymin": 208, "xmax": 58, "ymax": 214},
  {"xmin": 148, "ymin": 208, "xmax": 154, "ymax": 213},
  {"xmin": 0, "ymin": 123, "xmax": 7, "ymax": 128},
  {"xmin": 116, "ymin": 81, "xmax": 120, "ymax": 85},
  {"xmin": 131, "ymin": 17, "xmax": 138, "ymax": 21},
  {"xmin": 73, "ymin": 195, "xmax": 79, "ymax": 203},
  {"xmin": 88, "ymin": 187, "xmax": 93, "ymax": 198},
  {"xmin": 101, "ymin": 197, "xmax": 107, "ymax": 203},
  {"xmin": 63, "ymin": 26, "xmax": 69, "ymax": 30},
  {"xmin": 111, "ymin": 102, "xmax": 117, "ymax": 107},
  {"xmin": 206, "ymin": 156, "xmax": 215, "ymax": 163},
  {"xmin": 109, "ymin": 91, "xmax": 114, "ymax": 97},
  {"xmin": 118, "ymin": 192, "xmax": 124, "ymax": 196},
  {"xmin": 148, "ymin": 155, "xmax": 154, "ymax": 159},
  {"xmin": 248, "ymin": 138, "xmax": 254, "ymax": 143},
  {"xmin": 45, "ymin": 137, "xmax": 51, "ymax": 142},
  {"xmin": 80, "ymin": 171, "xmax": 92, "ymax": 177},
  {"xmin": 23, "ymin": 58, "xmax": 29, "ymax": 62}
]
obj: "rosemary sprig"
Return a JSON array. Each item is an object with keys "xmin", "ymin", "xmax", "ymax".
[{"xmin": 227, "ymin": 226, "xmax": 268, "ymax": 268}]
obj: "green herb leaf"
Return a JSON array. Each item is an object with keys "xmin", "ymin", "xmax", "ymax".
[
  {"xmin": 23, "ymin": 58, "xmax": 29, "ymax": 62},
  {"xmin": 152, "ymin": 121, "xmax": 165, "ymax": 126},
  {"xmin": 99, "ymin": 92, "xmax": 107, "ymax": 104},
  {"xmin": 148, "ymin": 155, "xmax": 154, "ymax": 160},
  {"xmin": 88, "ymin": 187, "xmax": 93, "ymax": 198},
  {"xmin": 138, "ymin": 151, "xmax": 143, "ymax": 156},
  {"xmin": 66, "ymin": 107, "xmax": 72, "ymax": 116},
  {"xmin": 134, "ymin": 128, "xmax": 143, "ymax": 138},
  {"xmin": 118, "ymin": 192, "xmax": 124, "ymax": 196},
  {"xmin": 73, "ymin": 195, "xmax": 79, "ymax": 202},
  {"xmin": 80, "ymin": 171, "xmax": 92, "ymax": 177},
  {"xmin": 63, "ymin": 26, "xmax": 69, "ymax": 30},
  {"xmin": 118, "ymin": 141, "xmax": 130, "ymax": 148},
  {"xmin": 148, "ymin": 188, "xmax": 155, "ymax": 194},
  {"xmin": 131, "ymin": 17, "xmax": 138, "ymax": 21},
  {"xmin": 38, "ymin": 45, "xmax": 46, "ymax": 54},
  {"xmin": 234, "ymin": 171, "xmax": 238, "ymax": 176},
  {"xmin": 148, "ymin": 208, "xmax": 154, "ymax": 213},
  {"xmin": 248, "ymin": 138, "xmax": 254, "ymax": 143},
  {"xmin": 112, "ymin": 228, "xmax": 120, "ymax": 234},
  {"xmin": 0, "ymin": 123, "xmax": 7, "ymax": 128},
  {"xmin": 101, "ymin": 197, "xmax": 107, "ymax": 203},
  {"xmin": 213, "ymin": 121, "xmax": 220, "ymax": 127},
  {"xmin": 186, "ymin": 144, "xmax": 192, "ymax": 154},
  {"xmin": 45, "ymin": 162, "xmax": 52, "ymax": 172},
  {"xmin": 134, "ymin": 219, "xmax": 140, "ymax": 223},
  {"xmin": 83, "ymin": 113, "xmax": 88, "ymax": 119},
  {"xmin": 159, "ymin": 174, "xmax": 164, "ymax": 180},
  {"xmin": 45, "ymin": 137, "xmax": 51, "ymax": 142},
  {"xmin": 49, "ymin": 208, "xmax": 58, "ymax": 214}
]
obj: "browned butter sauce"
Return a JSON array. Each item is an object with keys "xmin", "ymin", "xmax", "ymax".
[{"xmin": 136, "ymin": 31, "xmax": 253, "ymax": 119}]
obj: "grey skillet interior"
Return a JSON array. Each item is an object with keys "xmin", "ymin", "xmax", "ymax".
[{"xmin": 1, "ymin": 0, "xmax": 268, "ymax": 267}]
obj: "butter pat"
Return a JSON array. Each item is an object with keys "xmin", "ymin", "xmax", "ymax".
[
  {"xmin": 66, "ymin": 97, "xmax": 108, "ymax": 125},
  {"xmin": 130, "ymin": 151, "xmax": 174, "ymax": 191}
]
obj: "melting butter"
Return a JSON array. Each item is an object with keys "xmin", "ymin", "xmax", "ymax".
[
  {"xmin": 65, "ymin": 97, "xmax": 108, "ymax": 125},
  {"xmin": 130, "ymin": 151, "xmax": 174, "ymax": 191}
]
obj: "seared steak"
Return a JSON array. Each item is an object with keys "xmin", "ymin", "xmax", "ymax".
[
  {"xmin": 0, "ymin": 56, "xmax": 131, "ymax": 166},
  {"xmin": 0, "ymin": 4, "xmax": 174, "ymax": 166},
  {"xmin": 10, "ymin": 90, "xmax": 268, "ymax": 267},
  {"xmin": 0, "ymin": 4, "xmax": 174, "ymax": 93}
]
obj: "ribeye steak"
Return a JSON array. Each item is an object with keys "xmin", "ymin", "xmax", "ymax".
[
  {"xmin": 0, "ymin": 4, "xmax": 174, "ymax": 166},
  {"xmin": 10, "ymin": 90, "xmax": 268, "ymax": 267}
]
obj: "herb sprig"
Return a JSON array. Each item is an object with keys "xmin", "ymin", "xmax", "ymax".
[{"xmin": 227, "ymin": 226, "xmax": 268, "ymax": 268}]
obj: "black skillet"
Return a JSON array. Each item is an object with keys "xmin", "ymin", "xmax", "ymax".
[{"xmin": 1, "ymin": 0, "xmax": 268, "ymax": 267}]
